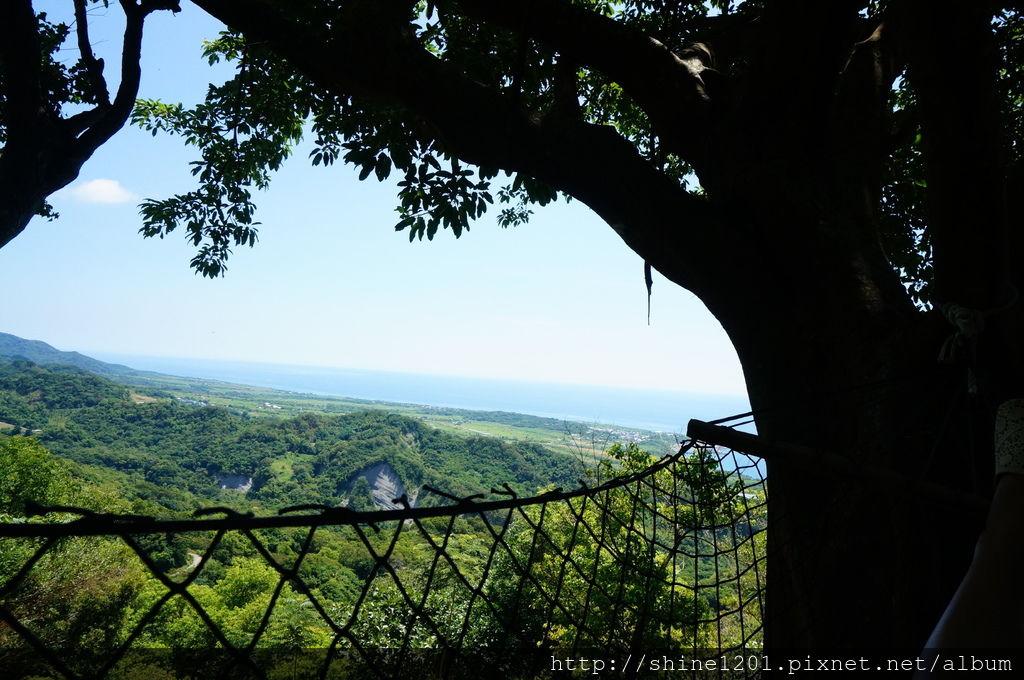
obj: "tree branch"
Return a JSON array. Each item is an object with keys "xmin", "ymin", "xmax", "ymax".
[
  {"xmin": 908, "ymin": 0, "xmax": 1020, "ymax": 401},
  {"xmin": 831, "ymin": 0, "xmax": 921, "ymax": 206},
  {"xmin": 829, "ymin": 21, "xmax": 900, "ymax": 221},
  {"xmin": 73, "ymin": 0, "xmax": 111, "ymax": 106},
  {"xmin": 734, "ymin": 2, "xmax": 868, "ymax": 172},
  {"xmin": 190, "ymin": 0, "xmax": 735, "ymax": 297},
  {"xmin": 443, "ymin": 0, "xmax": 718, "ymax": 168},
  {"xmin": 1, "ymin": 0, "xmax": 43, "ymax": 135},
  {"xmin": 72, "ymin": 0, "xmax": 171, "ymax": 155},
  {"xmin": 909, "ymin": 4, "xmax": 1009, "ymax": 308},
  {"xmin": 0, "ymin": 0, "xmax": 179, "ymax": 250},
  {"xmin": 0, "ymin": 0, "xmax": 48, "ymax": 249}
]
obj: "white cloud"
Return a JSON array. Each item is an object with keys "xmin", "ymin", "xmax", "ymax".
[{"xmin": 70, "ymin": 178, "xmax": 137, "ymax": 204}]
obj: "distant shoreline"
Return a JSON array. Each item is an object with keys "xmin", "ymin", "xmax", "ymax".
[{"xmin": 90, "ymin": 352, "xmax": 751, "ymax": 433}]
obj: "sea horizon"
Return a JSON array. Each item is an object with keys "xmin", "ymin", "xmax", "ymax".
[{"xmin": 91, "ymin": 352, "xmax": 751, "ymax": 433}]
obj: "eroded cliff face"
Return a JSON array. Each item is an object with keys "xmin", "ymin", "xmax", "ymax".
[
  {"xmin": 216, "ymin": 474, "xmax": 253, "ymax": 492},
  {"xmin": 348, "ymin": 461, "xmax": 418, "ymax": 510}
]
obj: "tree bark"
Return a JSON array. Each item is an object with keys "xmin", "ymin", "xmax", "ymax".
[
  {"xmin": 0, "ymin": 0, "xmax": 175, "ymax": 249},
  {"xmin": 188, "ymin": 0, "xmax": 1020, "ymax": 648},
  {"xmin": 0, "ymin": 0, "xmax": 1005, "ymax": 649}
]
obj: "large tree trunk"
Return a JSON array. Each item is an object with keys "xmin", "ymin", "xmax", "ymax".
[
  {"xmin": 183, "ymin": 0, "xmax": 1024, "ymax": 649},
  {"xmin": 675, "ymin": 2, "xmax": 1016, "ymax": 648},
  {"xmin": 681, "ymin": 143, "xmax": 1007, "ymax": 646},
  {"xmin": 723, "ymin": 276, "xmax": 985, "ymax": 648}
]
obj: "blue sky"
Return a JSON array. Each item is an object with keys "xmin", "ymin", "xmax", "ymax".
[{"xmin": 2, "ymin": 2, "xmax": 747, "ymax": 396}]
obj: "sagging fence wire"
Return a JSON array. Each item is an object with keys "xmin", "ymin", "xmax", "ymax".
[{"xmin": 0, "ymin": 435, "xmax": 767, "ymax": 680}]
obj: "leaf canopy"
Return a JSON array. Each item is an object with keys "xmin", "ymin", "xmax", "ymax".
[{"xmin": 6, "ymin": 2, "xmax": 1023, "ymax": 308}]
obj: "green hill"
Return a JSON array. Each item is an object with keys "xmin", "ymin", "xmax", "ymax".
[
  {"xmin": 0, "ymin": 331, "xmax": 678, "ymax": 462},
  {"xmin": 0, "ymin": 332, "xmax": 138, "ymax": 376},
  {"xmin": 0, "ymin": 359, "xmax": 578, "ymax": 515}
]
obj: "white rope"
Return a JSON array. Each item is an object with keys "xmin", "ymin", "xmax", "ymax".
[
  {"xmin": 936, "ymin": 286, "xmax": 1018, "ymax": 395},
  {"xmin": 995, "ymin": 398, "xmax": 1024, "ymax": 477}
]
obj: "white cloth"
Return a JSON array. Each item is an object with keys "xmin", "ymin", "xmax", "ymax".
[{"xmin": 994, "ymin": 399, "xmax": 1024, "ymax": 477}]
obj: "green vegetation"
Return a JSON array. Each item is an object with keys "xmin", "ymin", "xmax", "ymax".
[
  {"xmin": 109, "ymin": 370, "xmax": 678, "ymax": 461},
  {"xmin": 0, "ymin": 332, "xmax": 138, "ymax": 377},
  {"xmin": 0, "ymin": 358, "xmax": 588, "ymax": 514},
  {"xmin": 0, "ymin": 330, "xmax": 681, "ymax": 463},
  {"xmin": 0, "ymin": 358, "xmax": 763, "ymax": 676},
  {"xmin": 483, "ymin": 443, "xmax": 765, "ymax": 651},
  {"xmin": 4, "ymin": 0, "xmax": 1023, "ymax": 647},
  {"xmin": 0, "ymin": 437, "xmax": 763, "ymax": 679}
]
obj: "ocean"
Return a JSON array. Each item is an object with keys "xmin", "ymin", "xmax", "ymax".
[{"xmin": 93, "ymin": 354, "xmax": 750, "ymax": 434}]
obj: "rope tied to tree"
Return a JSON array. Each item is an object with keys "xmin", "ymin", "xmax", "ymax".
[{"xmin": 937, "ymin": 286, "xmax": 1019, "ymax": 395}]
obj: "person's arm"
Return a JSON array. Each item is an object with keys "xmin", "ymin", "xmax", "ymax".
[{"xmin": 921, "ymin": 398, "xmax": 1024, "ymax": 651}]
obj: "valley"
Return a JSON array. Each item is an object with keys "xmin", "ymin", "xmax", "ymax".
[
  {"xmin": 0, "ymin": 333, "xmax": 764, "ymax": 672},
  {"xmin": 0, "ymin": 331, "xmax": 681, "ymax": 518}
]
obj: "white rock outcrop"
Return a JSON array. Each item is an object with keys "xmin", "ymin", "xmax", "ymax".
[{"xmin": 349, "ymin": 461, "xmax": 417, "ymax": 509}]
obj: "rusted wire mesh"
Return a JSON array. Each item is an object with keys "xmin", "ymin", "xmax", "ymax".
[{"xmin": 0, "ymin": 438, "xmax": 766, "ymax": 679}]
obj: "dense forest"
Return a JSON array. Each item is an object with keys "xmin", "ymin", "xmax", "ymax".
[
  {"xmin": 0, "ymin": 358, "xmax": 579, "ymax": 514},
  {"xmin": 0, "ymin": 359, "xmax": 765, "ymax": 677}
]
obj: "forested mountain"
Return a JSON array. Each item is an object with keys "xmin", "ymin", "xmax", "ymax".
[
  {"xmin": 0, "ymin": 332, "xmax": 139, "ymax": 377},
  {"xmin": 0, "ymin": 359, "xmax": 762, "ymax": 674},
  {"xmin": 0, "ymin": 359, "xmax": 578, "ymax": 515}
]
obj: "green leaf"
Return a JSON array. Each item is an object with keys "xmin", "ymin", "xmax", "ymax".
[{"xmin": 374, "ymin": 154, "xmax": 392, "ymax": 181}]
